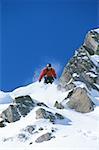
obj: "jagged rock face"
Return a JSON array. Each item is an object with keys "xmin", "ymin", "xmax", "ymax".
[
  {"xmin": 58, "ymin": 29, "xmax": 99, "ymax": 94},
  {"xmin": 84, "ymin": 30, "xmax": 99, "ymax": 54},
  {"xmin": 66, "ymin": 87, "xmax": 95, "ymax": 113},
  {"xmin": 1, "ymin": 95, "xmax": 36, "ymax": 123},
  {"xmin": 58, "ymin": 30, "xmax": 99, "ymax": 113},
  {"xmin": 58, "ymin": 31, "xmax": 99, "ymax": 90}
]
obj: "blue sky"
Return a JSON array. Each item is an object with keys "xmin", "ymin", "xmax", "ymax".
[{"xmin": 0, "ymin": 0, "xmax": 98, "ymax": 91}]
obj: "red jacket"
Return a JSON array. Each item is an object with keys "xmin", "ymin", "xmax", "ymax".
[{"xmin": 39, "ymin": 68, "xmax": 57, "ymax": 81}]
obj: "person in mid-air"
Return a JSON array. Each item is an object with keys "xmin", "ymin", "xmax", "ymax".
[{"xmin": 39, "ymin": 63, "xmax": 57, "ymax": 84}]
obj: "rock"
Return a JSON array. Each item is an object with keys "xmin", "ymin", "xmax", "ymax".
[
  {"xmin": 55, "ymin": 113, "xmax": 64, "ymax": 119},
  {"xmin": 58, "ymin": 29, "xmax": 99, "ymax": 94},
  {"xmin": 36, "ymin": 108, "xmax": 55, "ymax": 122},
  {"xmin": 14, "ymin": 95, "xmax": 35, "ymax": 116},
  {"xmin": 66, "ymin": 87, "xmax": 95, "ymax": 113},
  {"xmin": 23, "ymin": 125, "xmax": 36, "ymax": 134},
  {"xmin": 81, "ymin": 72, "xmax": 95, "ymax": 84},
  {"xmin": 54, "ymin": 101, "xmax": 64, "ymax": 109},
  {"xmin": 17, "ymin": 133, "xmax": 28, "ymax": 141},
  {"xmin": 1, "ymin": 104, "xmax": 21, "ymax": 123},
  {"xmin": 1, "ymin": 95, "xmax": 36, "ymax": 123},
  {"xmin": 39, "ymin": 127, "xmax": 44, "ymax": 131},
  {"xmin": 84, "ymin": 30, "xmax": 99, "ymax": 53},
  {"xmin": 83, "ymin": 45, "xmax": 94, "ymax": 55},
  {"xmin": 36, "ymin": 108, "xmax": 64, "ymax": 123},
  {"xmin": 36, "ymin": 108, "xmax": 47, "ymax": 119},
  {"xmin": 96, "ymin": 76, "xmax": 99, "ymax": 84},
  {"xmin": 37, "ymin": 102, "xmax": 48, "ymax": 107},
  {"xmin": 59, "ymin": 69, "xmax": 72, "ymax": 87},
  {"xmin": 35, "ymin": 132, "xmax": 52, "ymax": 143},
  {"xmin": 0, "ymin": 119, "xmax": 5, "ymax": 127},
  {"xmin": 66, "ymin": 90, "xmax": 74, "ymax": 98},
  {"xmin": 29, "ymin": 142, "xmax": 33, "ymax": 145},
  {"xmin": 64, "ymin": 83, "xmax": 75, "ymax": 91}
]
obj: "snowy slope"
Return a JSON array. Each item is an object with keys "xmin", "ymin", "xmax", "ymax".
[
  {"xmin": 0, "ymin": 91, "xmax": 13, "ymax": 104},
  {"xmin": 10, "ymin": 81, "xmax": 69, "ymax": 107},
  {"xmin": 0, "ymin": 81, "xmax": 99, "ymax": 150}
]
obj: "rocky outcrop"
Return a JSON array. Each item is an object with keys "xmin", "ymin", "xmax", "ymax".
[
  {"xmin": 66, "ymin": 87, "xmax": 95, "ymax": 113},
  {"xmin": 14, "ymin": 95, "xmax": 35, "ymax": 117},
  {"xmin": 36, "ymin": 108, "xmax": 64, "ymax": 123},
  {"xmin": 1, "ymin": 95, "xmax": 36, "ymax": 123},
  {"xmin": 58, "ymin": 30, "xmax": 99, "ymax": 92},
  {"xmin": 58, "ymin": 29, "xmax": 99, "ymax": 112}
]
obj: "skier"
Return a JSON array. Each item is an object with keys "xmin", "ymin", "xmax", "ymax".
[{"xmin": 39, "ymin": 63, "xmax": 57, "ymax": 84}]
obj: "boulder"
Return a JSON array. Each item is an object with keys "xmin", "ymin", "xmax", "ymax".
[
  {"xmin": 84, "ymin": 30, "xmax": 99, "ymax": 53},
  {"xmin": 36, "ymin": 108, "xmax": 64, "ymax": 123},
  {"xmin": 35, "ymin": 132, "xmax": 52, "ymax": 143},
  {"xmin": 36, "ymin": 108, "xmax": 55, "ymax": 122},
  {"xmin": 1, "ymin": 95, "xmax": 36, "ymax": 123},
  {"xmin": 1, "ymin": 104, "xmax": 21, "ymax": 122},
  {"xmin": 66, "ymin": 87, "xmax": 95, "ymax": 113},
  {"xmin": 14, "ymin": 95, "xmax": 35, "ymax": 116}
]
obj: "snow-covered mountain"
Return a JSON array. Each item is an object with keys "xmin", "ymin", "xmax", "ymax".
[{"xmin": 0, "ymin": 29, "xmax": 99, "ymax": 150}]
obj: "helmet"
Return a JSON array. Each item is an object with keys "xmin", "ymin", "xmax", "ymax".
[{"xmin": 46, "ymin": 63, "xmax": 51, "ymax": 68}]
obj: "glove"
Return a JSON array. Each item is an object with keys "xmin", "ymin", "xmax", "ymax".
[{"xmin": 39, "ymin": 79, "xmax": 41, "ymax": 82}]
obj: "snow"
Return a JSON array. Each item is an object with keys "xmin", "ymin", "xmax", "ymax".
[
  {"xmin": 90, "ymin": 55, "xmax": 99, "ymax": 67},
  {"xmin": 0, "ymin": 104, "xmax": 11, "ymax": 114},
  {"xmin": 86, "ymin": 72, "xmax": 97, "ymax": 78},
  {"xmin": 0, "ymin": 81, "xmax": 99, "ymax": 150},
  {"xmin": 94, "ymin": 83, "xmax": 99, "ymax": 89},
  {"xmin": 72, "ymin": 73, "xmax": 79, "ymax": 77},
  {"xmin": 73, "ymin": 81, "xmax": 87, "ymax": 89},
  {"xmin": 82, "ymin": 56, "xmax": 88, "ymax": 60},
  {"xmin": 10, "ymin": 81, "xmax": 69, "ymax": 107},
  {"xmin": 0, "ymin": 91, "xmax": 13, "ymax": 104},
  {"xmin": 89, "ymin": 88, "xmax": 99, "ymax": 106},
  {"xmin": 94, "ymin": 28, "xmax": 99, "ymax": 33}
]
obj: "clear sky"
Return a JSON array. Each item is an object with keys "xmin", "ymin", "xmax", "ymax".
[{"xmin": 0, "ymin": 0, "xmax": 98, "ymax": 91}]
